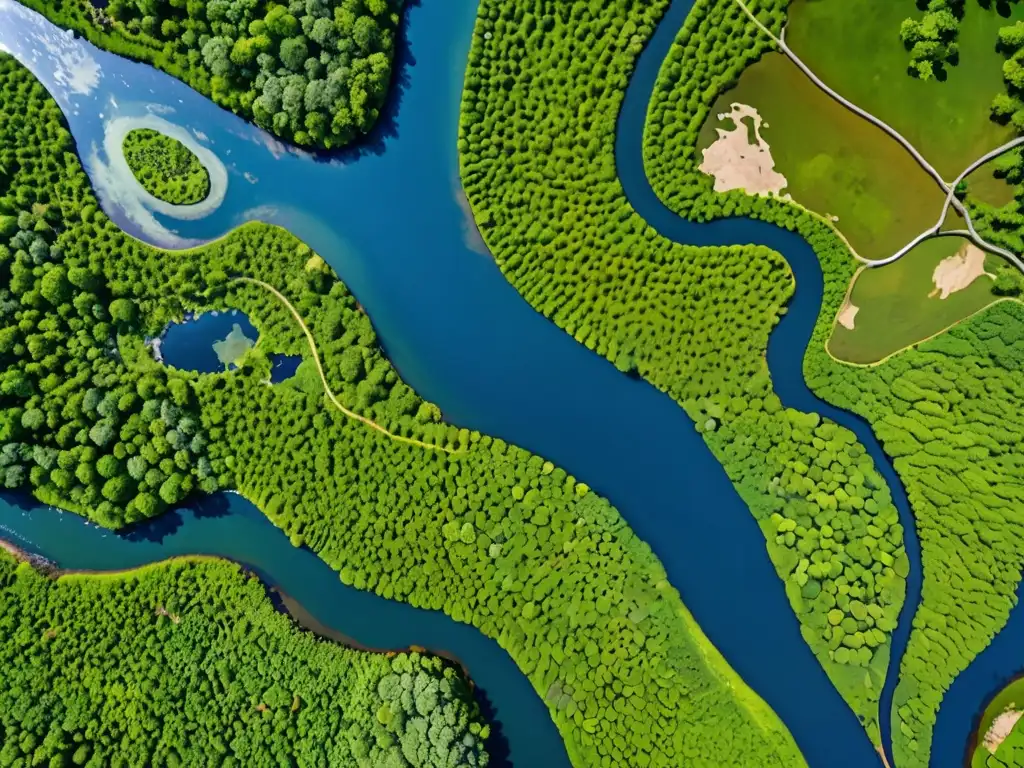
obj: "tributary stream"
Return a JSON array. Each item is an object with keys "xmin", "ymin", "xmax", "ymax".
[{"xmin": 0, "ymin": 1, "xmax": 1019, "ymax": 766}]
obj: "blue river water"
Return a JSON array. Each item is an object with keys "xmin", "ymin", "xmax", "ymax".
[{"xmin": 0, "ymin": 0, "xmax": 1018, "ymax": 765}]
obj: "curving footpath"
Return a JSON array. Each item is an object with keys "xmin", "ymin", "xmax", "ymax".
[
  {"xmin": 231, "ymin": 277, "xmax": 459, "ymax": 454},
  {"xmin": 734, "ymin": 0, "xmax": 1024, "ymax": 271}
]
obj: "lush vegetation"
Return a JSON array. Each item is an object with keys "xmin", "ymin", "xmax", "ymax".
[
  {"xmin": 644, "ymin": 1, "xmax": 1024, "ymax": 766},
  {"xmin": 899, "ymin": 0, "xmax": 963, "ymax": 79},
  {"xmin": 459, "ymin": 0, "xmax": 907, "ymax": 744},
  {"xmin": 985, "ymin": 725, "xmax": 1024, "ymax": 768},
  {"xmin": 0, "ymin": 81, "xmax": 219, "ymax": 528},
  {"xmin": 0, "ymin": 53, "xmax": 806, "ymax": 768},
  {"xmin": 122, "ymin": 128, "xmax": 210, "ymax": 205},
  {"xmin": 787, "ymin": 0, "xmax": 1017, "ymax": 200},
  {"xmin": 22, "ymin": 0, "xmax": 403, "ymax": 149},
  {"xmin": 0, "ymin": 549, "xmax": 489, "ymax": 767},
  {"xmin": 828, "ymin": 238, "xmax": 1005, "ymax": 365}
]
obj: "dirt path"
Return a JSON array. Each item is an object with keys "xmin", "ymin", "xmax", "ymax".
[{"xmin": 232, "ymin": 277, "xmax": 459, "ymax": 454}]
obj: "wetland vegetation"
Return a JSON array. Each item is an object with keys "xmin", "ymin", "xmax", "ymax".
[
  {"xmin": 461, "ymin": 0, "xmax": 907, "ymax": 746},
  {"xmin": 122, "ymin": 128, "xmax": 210, "ymax": 205}
]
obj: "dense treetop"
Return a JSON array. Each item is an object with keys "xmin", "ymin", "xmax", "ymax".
[
  {"xmin": 0, "ymin": 52, "xmax": 804, "ymax": 768},
  {"xmin": 122, "ymin": 128, "xmax": 210, "ymax": 205},
  {"xmin": 459, "ymin": 0, "xmax": 903, "ymax": 743},
  {"xmin": 643, "ymin": 1, "xmax": 1024, "ymax": 766},
  {"xmin": 23, "ymin": 0, "xmax": 403, "ymax": 149},
  {"xmin": 0, "ymin": 550, "xmax": 489, "ymax": 768}
]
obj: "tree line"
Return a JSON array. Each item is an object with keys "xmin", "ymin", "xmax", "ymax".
[{"xmin": 0, "ymin": 552, "xmax": 489, "ymax": 767}]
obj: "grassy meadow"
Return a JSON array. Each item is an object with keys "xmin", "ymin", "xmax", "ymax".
[
  {"xmin": 787, "ymin": 0, "xmax": 1021, "ymax": 204},
  {"xmin": 827, "ymin": 238, "xmax": 1000, "ymax": 364},
  {"xmin": 698, "ymin": 52, "xmax": 946, "ymax": 261}
]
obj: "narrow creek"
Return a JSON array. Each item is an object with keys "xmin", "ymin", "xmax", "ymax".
[{"xmin": 0, "ymin": 1, "xmax": 1018, "ymax": 766}]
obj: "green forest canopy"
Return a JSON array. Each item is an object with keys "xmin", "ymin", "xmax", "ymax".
[
  {"xmin": 0, "ymin": 550, "xmax": 489, "ymax": 768},
  {"xmin": 643, "ymin": 1, "xmax": 1024, "ymax": 766},
  {"xmin": 0, "ymin": 51, "xmax": 804, "ymax": 768},
  {"xmin": 459, "ymin": 0, "xmax": 903, "ymax": 743}
]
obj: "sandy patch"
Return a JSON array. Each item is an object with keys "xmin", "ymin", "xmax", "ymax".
[
  {"xmin": 837, "ymin": 299, "xmax": 860, "ymax": 330},
  {"xmin": 212, "ymin": 323, "xmax": 255, "ymax": 368},
  {"xmin": 984, "ymin": 708, "xmax": 1024, "ymax": 753},
  {"xmin": 699, "ymin": 103, "xmax": 788, "ymax": 196},
  {"xmin": 929, "ymin": 242, "xmax": 994, "ymax": 300}
]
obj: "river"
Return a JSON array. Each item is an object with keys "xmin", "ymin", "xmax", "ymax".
[{"xmin": 0, "ymin": 0, "xmax": 1016, "ymax": 766}]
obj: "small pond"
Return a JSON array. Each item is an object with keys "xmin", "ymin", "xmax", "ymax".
[
  {"xmin": 155, "ymin": 310, "xmax": 257, "ymax": 374},
  {"xmin": 269, "ymin": 354, "xmax": 302, "ymax": 383}
]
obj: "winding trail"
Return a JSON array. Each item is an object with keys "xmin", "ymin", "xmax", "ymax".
[
  {"xmin": 733, "ymin": 0, "xmax": 1024, "ymax": 270},
  {"xmin": 232, "ymin": 277, "xmax": 458, "ymax": 454}
]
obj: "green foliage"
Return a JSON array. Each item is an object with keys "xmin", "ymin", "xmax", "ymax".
[
  {"xmin": 0, "ymin": 551, "xmax": 489, "ymax": 767},
  {"xmin": 122, "ymin": 128, "xmax": 210, "ymax": 205},
  {"xmin": 899, "ymin": 0, "xmax": 963, "ymax": 80},
  {"xmin": 459, "ymin": 0, "xmax": 904, "ymax": 742},
  {"xmin": 981, "ymin": 702, "xmax": 1024, "ymax": 766},
  {"xmin": 0, "ymin": 65, "xmax": 218, "ymax": 528},
  {"xmin": 642, "ymin": 1, "xmax": 1024, "ymax": 766},
  {"xmin": 0, "ymin": 52, "xmax": 804, "ymax": 768},
  {"xmin": 811, "ymin": 304, "xmax": 1024, "ymax": 768},
  {"xmin": 22, "ymin": 0, "xmax": 404, "ymax": 149}
]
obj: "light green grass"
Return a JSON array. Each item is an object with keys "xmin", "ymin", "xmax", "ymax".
[
  {"xmin": 970, "ymin": 676, "xmax": 1024, "ymax": 768},
  {"xmin": 787, "ymin": 0, "xmax": 1022, "ymax": 204},
  {"xmin": 828, "ymin": 238, "xmax": 1000, "ymax": 364},
  {"xmin": 699, "ymin": 52, "xmax": 946, "ymax": 260}
]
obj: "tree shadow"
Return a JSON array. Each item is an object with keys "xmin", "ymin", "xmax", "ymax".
[
  {"xmin": 473, "ymin": 684, "xmax": 513, "ymax": 768},
  {"xmin": 120, "ymin": 491, "xmax": 232, "ymax": 543}
]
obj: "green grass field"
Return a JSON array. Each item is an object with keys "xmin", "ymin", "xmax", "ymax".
[
  {"xmin": 827, "ymin": 238, "xmax": 1001, "ymax": 364},
  {"xmin": 699, "ymin": 52, "xmax": 947, "ymax": 261},
  {"xmin": 787, "ymin": 0, "xmax": 1022, "ymax": 204}
]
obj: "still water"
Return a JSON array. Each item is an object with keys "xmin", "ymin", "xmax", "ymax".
[{"xmin": 0, "ymin": 0, "xmax": 1015, "ymax": 765}]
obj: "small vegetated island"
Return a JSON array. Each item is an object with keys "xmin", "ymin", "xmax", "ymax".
[
  {"xmin": 122, "ymin": 128, "xmax": 211, "ymax": 205},
  {"xmin": 0, "ymin": 49, "xmax": 804, "ymax": 768},
  {"xmin": 641, "ymin": 0, "xmax": 1024, "ymax": 766},
  {"xmin": 23, "ymin": 0, "xmax": 404, "ymax": 148}
]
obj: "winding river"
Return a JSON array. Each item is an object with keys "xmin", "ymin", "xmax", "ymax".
[{"xmin": 0, "ymin": 0, "xmax": 1020, "ymax": 766}]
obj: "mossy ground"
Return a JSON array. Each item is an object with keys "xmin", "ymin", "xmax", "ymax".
[{"xmin": 828, "ymin": 238, "xmax": 1001, "ymax": 364}]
